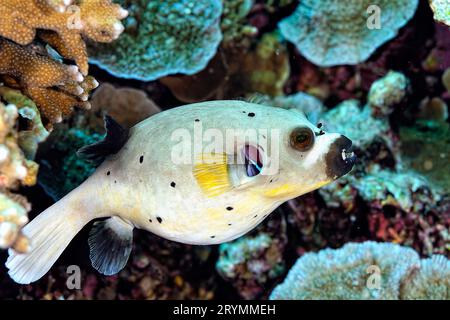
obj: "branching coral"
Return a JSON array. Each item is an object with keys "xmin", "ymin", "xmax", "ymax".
[
  {"xmin": 89, "ymin": 0, "xmax": 223, "ymax": 81},
  {"xmin": 270, "ymin": 242, "xmax": 449, "ymax": 300},
  {"xmin": 0, "ymin": 39, "xmax": 98, "ymax": 127},
  {"xmin": 279, "ymin": 0, "xmax": 419, "ymax": 66},
  {"xmin": 46, "ymin": 0, "xmax": 74, "ymax": 13},
  {"xmin": 0, "ymin": 0, "xmax": 128, "ymax": 75}
]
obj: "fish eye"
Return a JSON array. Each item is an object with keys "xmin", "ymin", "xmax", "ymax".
[
  {"xmin": 290, "ymin": 127, "xmax": 315, "ymax": 152},
  {"xmin": 243, "ymin": 144, "xmax": 263, "ymax": 177}
]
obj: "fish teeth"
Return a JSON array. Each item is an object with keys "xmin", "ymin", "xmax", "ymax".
[{"xmin": 341, "ymin": 149, "xmax": 355, "ymax": 162}]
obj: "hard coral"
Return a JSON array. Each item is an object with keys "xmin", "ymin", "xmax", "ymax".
[
  {"xmin": 0, "ymin": 39, "xmax": 97, "ymax": 127},
  {"xmin": 429, "ymin": 0, "xmax": 450, "ymax": 26},
  {"xmin": 279, "ymin": 0, "xmax": 419, "ymax": 66},
  {"xmin": 89, "ymin": 0, "xmax": 223, "ymax": 81},
  {"xmin": 270, "ymin": 242, "xmax": 449, "ymax": 300},
  {"xmin": 0, "ymin": 0, "xmax": 128, "ymax": 75},
  {"xmin": 368, "ymin": 71, "xmax": 409, "ymax": 117},
  {"xmin": 216, "ymin": 213, "xmax": 287, "ymax": 299},
  {"xmin": 0, "ymin": 97, "xmax": 43, "ymax": 254}
]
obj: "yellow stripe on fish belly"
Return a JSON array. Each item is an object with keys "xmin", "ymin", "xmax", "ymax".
[{"xmin": 193, "ymin": 153, "xmax": 232, "ymax": 197}]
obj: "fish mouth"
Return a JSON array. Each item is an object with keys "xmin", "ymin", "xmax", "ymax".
[{"xmin": 325, "ymin": 135, "xmax": 357, "ymax": 179}]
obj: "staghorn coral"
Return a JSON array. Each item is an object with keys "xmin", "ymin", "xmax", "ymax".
[
  {"xmin": 368, "ymin": 71, "xmax": 410, "ymax": 117},
  {"xmin": 429, "ymin": 0, "xmax": 450, "ymax": 26},
  {"xmin": 89, "ymin": 0, "xmax": 223, "ymax": 81},
  {"xmin": 0, "ymin": 0, "xmax": 128, "ymax": 75},
  {"xmin": 0, "ymin": 39, "xmax": 98, "ymax": 127},
  {"xmin": 279, "ymin": 0, "xmax": 419, "ymax": 67},
  {"xmin": 270, "ymin": 242, "xmax": 449, "ymax": 300}
]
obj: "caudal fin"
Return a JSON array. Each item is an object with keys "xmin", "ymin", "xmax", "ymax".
[{"xmin": 6, "ymin": 198, "xmax": 89, "ymax": 284}]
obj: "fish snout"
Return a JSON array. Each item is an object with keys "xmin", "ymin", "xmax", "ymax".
[{"xmin": 325, "ymin": 135, "xmax": 356, "ymax": 179}]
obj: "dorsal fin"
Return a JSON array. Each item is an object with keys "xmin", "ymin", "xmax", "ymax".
[{"xmin": 77, "ymin": 115, "xmax": 129, "ymax": 165}]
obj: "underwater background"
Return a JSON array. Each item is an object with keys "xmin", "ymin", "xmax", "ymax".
[{"xmin": 0, "ymin": 0, "xmax": 449, "ymax": 299}]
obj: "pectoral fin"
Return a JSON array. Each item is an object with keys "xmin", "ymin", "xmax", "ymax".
[{"xmin": 88, "ymin": 216, "xmax": 133, "ymax": 276}]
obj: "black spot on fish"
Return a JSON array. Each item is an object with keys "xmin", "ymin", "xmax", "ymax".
[
  {"xmin": 107, "ymin": 171, "xmax": 110, "ymax": 176},
  {"xmin": 114, "ymin": 180, "xmax": 117, "ymax": 183},
  {"xmin": 317, "ymin": 122, "xmax": 323, "ymax": 129},
  {"xmin": 226, "ymin": 206, "xmax": 233, "ymax": 211},
  {"xmin": 242, "ymin": 111, "xmax": 246, "ymax": 113},
  {"xmin": 149, "ymin": 219, "xmax": 152, "ymax": 223},
  {"xmin": 254, "ymin": 215, "xmax": 258, "ymax": 218},
  {"xmin": 139, "ymin": 155, "xmax": 144, "ymax": 163},
  {"xmin": 157, "ymin": 217, "xmax": 162, "ymax": 223},
  {"xmin": 248, "ymin": 112, "xmax": 255, "ymax": 117},
  {"xmin": 228, "ymin": 223, "xmax": 232, "ymax": 226},
  {"xmin": 211, "ymin": 235, "xmax": 215, "ymax": 238},
  {"xmin": 269, "ymin": 179, "xmax": 273, "ymax": 183},
  {"xmin": 195, "ymin": 119, "xmax": 200, "ymax": 122},
  {"xmin": 170, "ymin": 181, "xmax": 176, "ymax": 188}
]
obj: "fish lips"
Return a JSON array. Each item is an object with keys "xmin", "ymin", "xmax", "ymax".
[{"xmin": 325, "ymin": 135, "xmax": 357, "ymax": 180}]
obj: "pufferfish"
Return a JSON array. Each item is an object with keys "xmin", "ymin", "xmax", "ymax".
[{"xmin": 6, "ymin": 100, "xmax": 356, "ymax": 284}]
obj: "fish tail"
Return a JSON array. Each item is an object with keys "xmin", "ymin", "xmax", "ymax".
[{"xmin": 6, "ymin": 194, "xmax": 91, "ymax": 284}]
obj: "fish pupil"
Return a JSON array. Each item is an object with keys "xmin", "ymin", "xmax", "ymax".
[{"xmin": 244, "ymin": 145, "xmax": 263, "ymax": 177}]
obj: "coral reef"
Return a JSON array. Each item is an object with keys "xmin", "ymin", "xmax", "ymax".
[
  {"xmin": 162, "ymin": 32, "xmax": 290, "ymax": 102},
  {"xmin": 0, "ymin": 39, "xmax": 94, "ymax": 127},
  {"xmin": 429, "ymin": 0, "xmax": 450, "ymax": 26},
  {"xmin": 0, "ymin": 0, "xmax": 128, "ymax": 75},
  {"xmin": 270, "ymin": 242, "xmax": 449, "ymax": 300},
  {"xmin": 0, "ymin": 95, "xmax": 44, "ymax": 254},
  {"xmin": 0, "ymin": 192, "xmax": 30, "ymax": 254},
  {"xmin": 221, "ymin": 0, "xmax": 257, "ymax": 47},
  {"xmin": 89, "ymin": 0, "xmax": 223, "ymax": 81},
  {"xmin": 0, "ymin": 0, "xmax": 127, "ymax": 127},
  {"xmin": 89, "ymin": 83, "xmax": 161, "ymax": 129},
  {"xmin": 216, "ymin": 213, "xmax": 287, "ymax": 299},
  {"xmin": 0, "ymin": 0, "xmax": 448, "ymax": 301},
  {"xmin": 368, "ymin": 71, "xmax": 409, "ymax": 117},
  {"xmin": 399, "ymin": 119, "xmax": 450, "ymax": 191},
  {"xmin": 37, "ymin": 83, "xmax": 160, "ymax": 200},
  {"xmin": 279, "ymin": 0, "xmax": 419, "ymax": 66}
]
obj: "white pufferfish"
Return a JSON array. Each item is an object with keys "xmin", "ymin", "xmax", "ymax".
[{"xmin": 6, "ymin": 100, "xmax": 356, "ymax": 284}]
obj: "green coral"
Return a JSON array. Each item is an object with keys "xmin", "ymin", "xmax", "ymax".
[
  {"xmin": 89, "ymin": 0, "xmax": 223, "ymax": 80},
  {"xmin": 429, "ymin": 0, "xmax": 450, "ymax": 26},
  {"xmin": 270, "ymin": 242, "xmax": 449, "ymax": 300},
  {"xmin": 399, "ymin": 120, "xmax": 450, "ymax": 192},
  {"xmin": 279, "ymin": 0, "xmax": 419, "ymax": 66},
  {"xmin": 221, "ymin": 0, "xmax": 257, "ymax": 45},
  {"xmin": 321, "ymin": 100, "xmax": 391, "ymax": 150},
  {"xmin": 368, "ymin": 71, "xmax": 409, "ymax": 117},
  {"xmin": 39, "ymin": 128, "xmax": 102, "ymax": 200}
]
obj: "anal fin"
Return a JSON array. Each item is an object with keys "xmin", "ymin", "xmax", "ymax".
[{"xmin": 88, "ymin": 216, "xmax": 133, "ymax": 276}]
